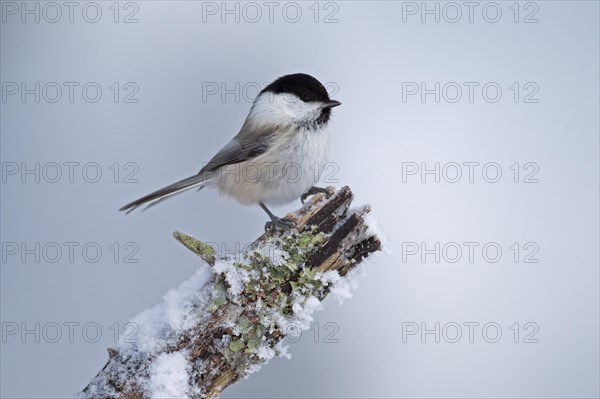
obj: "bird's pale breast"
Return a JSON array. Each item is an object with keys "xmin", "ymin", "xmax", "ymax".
[{"xmin": 214, "ymin": 127, "xmax": 331, "ymax": 206}]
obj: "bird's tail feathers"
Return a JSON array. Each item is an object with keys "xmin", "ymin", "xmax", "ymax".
[{"xmin": 119, "ymin": 173, "xmax": 210, "ymax": 214}]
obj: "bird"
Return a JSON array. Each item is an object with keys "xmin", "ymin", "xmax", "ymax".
[{"xmin": 119, "ymin": 73, "xmax": 341, "ymax": 230}]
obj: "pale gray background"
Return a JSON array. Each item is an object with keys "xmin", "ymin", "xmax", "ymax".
[{"xmin": 1, "ymin": 1, "xmax": 599, "ymax": 398}]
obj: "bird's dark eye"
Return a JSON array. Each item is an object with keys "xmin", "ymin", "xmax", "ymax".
[{"xmin": 301, "ymin": 95, "xmax": 311, "ymax": 102}]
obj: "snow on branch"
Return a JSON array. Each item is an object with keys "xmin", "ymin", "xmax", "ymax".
[{"xmin": 77, "ymin": 186, "xmax": 384, "ymax": 399}]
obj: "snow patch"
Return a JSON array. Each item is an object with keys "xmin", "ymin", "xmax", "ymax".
[
  {"xmin": 213, "ymin": 260, "xmax": 251, "ymax": 298},
  {"xmin": 275, "ymin": 341, "xmax": 291, "ymax": 360},
  {"xmin": 331, "ymin": 266, "xmax": 365, "ymax": 304},
  {"xmin": 119, "ymin": 265, "xmax": 213, "ymax": 355},
  {"xmin": 147, "ymin": 352, "xmax": 191, "ymax": 399},
  {"xmin": 257, "ymin": 345, "xmax": 275, "ymax": 360},
  {"xmin": 317, "ymin": 270, "xmax": 341, "ymax": 285},
  {"xmin": 364, "ymin": 212, "xmax": 391, "ymax": 255},
  {"xmin": 290, "ymin": 295, "xmax": 322, "ymax": 329}
]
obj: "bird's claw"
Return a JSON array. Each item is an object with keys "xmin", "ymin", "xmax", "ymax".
[
  {"xmin": 301, "ymin": 186, "xmax": 331, "ymax": 204},
  {"xmin": 264, "ymin": 217, "xmax": 296, "ymax": 232}
]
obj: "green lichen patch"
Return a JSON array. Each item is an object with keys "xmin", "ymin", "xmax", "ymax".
[
  {"xmin": 228, "ymin": 339, "xmax": 245, "ymax": 353},
  {"xmin": 173, "ymin": 231, "xmax": 216, "ymax": 265},
  {"xmin": 212, "ymin": 227, "xmax": 333, "ymax": 363},
  {"xmin": 281, "ymin": 228, "xmax": 326, "ymax": 265},
  {"xmin": 207, "ymin": 277, "xmax": 228, "ymax": 312}
]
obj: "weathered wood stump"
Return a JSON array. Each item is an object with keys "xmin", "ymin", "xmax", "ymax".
[{"xmin": 78, "ymin": 186, "xmax": 382, "ymax": 398}]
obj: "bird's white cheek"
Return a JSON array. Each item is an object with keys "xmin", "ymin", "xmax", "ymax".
[
  {"xmin": 284, "ymin": 100, "xmax": 321, "ymax": 122},
  {"xmin": 248, "ymin": 96, "xmax": 289, "ymax": 127},
  {"xmin": 250, "ymin": 93, "xmax": 322, "ymax": 126}
]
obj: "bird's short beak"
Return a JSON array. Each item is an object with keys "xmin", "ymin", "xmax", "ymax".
[{"xmin": 323, "ymin": 100, "xmax": 342, "ymax": 109}]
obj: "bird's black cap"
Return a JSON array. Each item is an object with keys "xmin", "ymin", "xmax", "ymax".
[{"xmin": 261, "ymin": 73, "xmax": 331, "ymax": 103}]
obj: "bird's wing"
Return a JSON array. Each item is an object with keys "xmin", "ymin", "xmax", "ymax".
[{"xmin": 198, "ymin": 124, "xmax": 276, "ymax": 174}]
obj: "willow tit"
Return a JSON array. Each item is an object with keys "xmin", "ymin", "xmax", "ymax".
[{"xmin": 120, "ymin": 73, "xmax": 341, "ymax": 229}]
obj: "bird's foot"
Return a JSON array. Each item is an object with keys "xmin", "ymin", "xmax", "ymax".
[
  {"xmin": 264, "ymin": 217, "xmax": 296, "ymax": 232},
  {"xmin": 301, "ymin": 186, "xmax": 331, "ymax": 204}
]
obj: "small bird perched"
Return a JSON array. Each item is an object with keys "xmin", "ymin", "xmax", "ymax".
[{"xmin": 120, "ymin": 73, "xmax": 341, "ymax": 229}]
